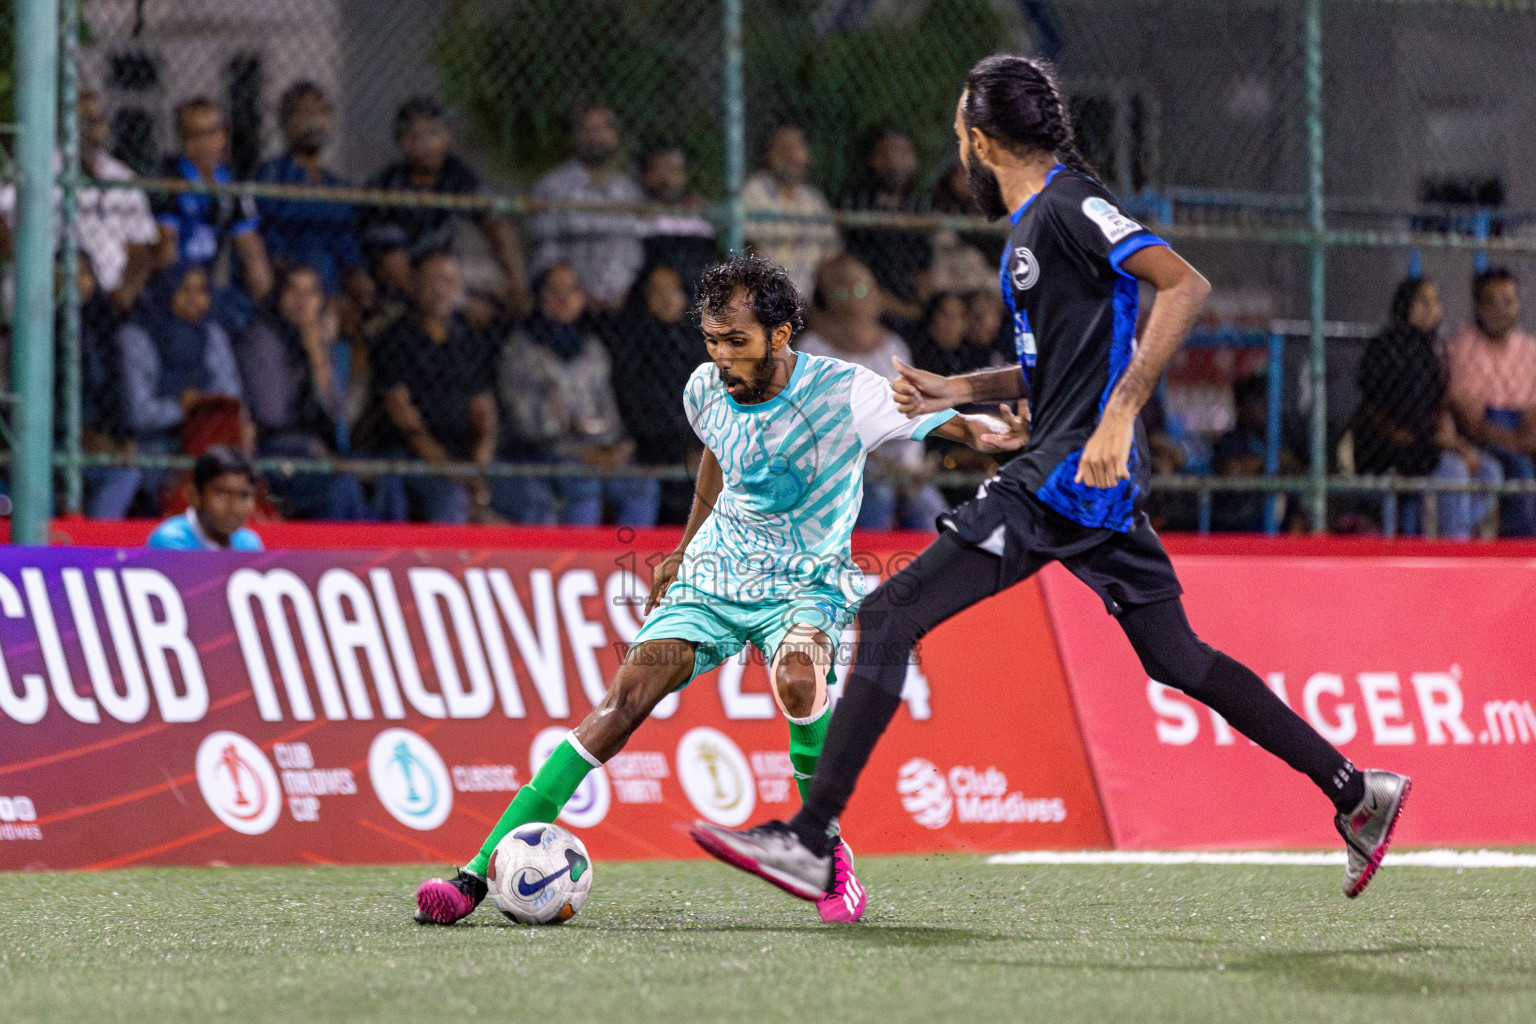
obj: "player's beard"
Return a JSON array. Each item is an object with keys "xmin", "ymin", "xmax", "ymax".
[
  {"xmin": 964, "ymin": 154, "xmax": 1010, "ymax": 221},
  {"xmin": 718, "ymin": 353, "xmax": 779, "ymax": 403}
]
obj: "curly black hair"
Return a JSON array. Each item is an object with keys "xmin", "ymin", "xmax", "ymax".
[{"xmin": 694, "ymin": 253, "xmax": 804, "ymax": 339}]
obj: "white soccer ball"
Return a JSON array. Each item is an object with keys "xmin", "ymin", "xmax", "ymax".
[{"xmin": 487, "ymin": 822, "xmax": 593, "ymax": 924}]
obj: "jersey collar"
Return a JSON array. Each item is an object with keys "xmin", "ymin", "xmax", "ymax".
[
  {"xmin": 725, "ymin": 348, "xmax": 808, "ymax": 414},
  {"xmin": 1008, "ymin": 164, "xmax": 1067, "ymax": 225}
]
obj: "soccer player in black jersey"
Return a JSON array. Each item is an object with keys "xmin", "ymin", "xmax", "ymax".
[{"xmin": 693, "ymin": 54, "xmax": 1410, "ymax": 903}]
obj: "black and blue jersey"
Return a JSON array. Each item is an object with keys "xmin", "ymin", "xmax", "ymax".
[{"xmin": 997, "ymin": 166, "xmax": 1167, "ymax": 531}]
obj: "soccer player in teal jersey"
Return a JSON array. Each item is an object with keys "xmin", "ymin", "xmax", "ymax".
[{"xmin": 416, "ymin": 254, "xmax": 1027, "ymax": 925}]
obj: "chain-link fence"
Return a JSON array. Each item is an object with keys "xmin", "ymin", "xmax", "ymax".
[{"xmin": 4, "ymin": 0, "xmax": 1536, "ymax": 537}]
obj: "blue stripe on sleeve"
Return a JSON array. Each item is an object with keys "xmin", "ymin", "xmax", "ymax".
[
  {"xmin": 911, "ymin": 409, "xmax": 957, "ymax": 441},
  {"xmin": 1108, "ymin": 233, "xmax": 1168, "ymax": 272}
]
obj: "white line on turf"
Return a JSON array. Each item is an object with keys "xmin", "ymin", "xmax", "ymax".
[{"xmin": 985, "ymin": 850, "xmax": 1536, "ymax": 868}]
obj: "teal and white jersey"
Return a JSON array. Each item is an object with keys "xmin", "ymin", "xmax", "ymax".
[{"xmin": 679, "ymin": 351, "xmax": 955, "ymax": 605}]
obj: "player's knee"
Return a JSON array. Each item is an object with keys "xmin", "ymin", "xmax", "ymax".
[{"xmin": 772, "ymin": 653, "xmax": 820, "ymax": 719}]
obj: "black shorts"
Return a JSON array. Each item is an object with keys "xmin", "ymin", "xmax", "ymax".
[{"xmin": 939, "ymin": 472, "xmax": 1183, "ymax": 616}]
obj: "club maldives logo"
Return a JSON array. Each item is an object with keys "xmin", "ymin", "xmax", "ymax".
[
  {"xmin": 896, "ymin": 758, "xmax": 953, "ymax": 829},
  {"xmin": 530, "ymin": 728, "xmax": 610, "ymax": 829},
  {"xmin": 676, "ymin": 727, "xmax": 755, "ymax": 826},
  {"xmin": 368, "ymin": 729, "xmax": 452, "ymax": 831},
  {"xmin": 196, "ymin": 731, "xmax": 282, "ymax": 836}
]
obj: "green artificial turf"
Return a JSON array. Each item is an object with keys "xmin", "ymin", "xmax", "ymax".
[{"xmin": 1, "ymin": 856, "xmax": 1533, "ymax": 1023}]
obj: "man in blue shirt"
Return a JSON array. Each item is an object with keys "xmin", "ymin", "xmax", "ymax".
[
  {"xmin": 251, "ymin": 82, "xmax": 366, "ymax": 297},
  {"xmin": 152, "ymin": 97, "xmax": 273, "ymax": 307},
  {"xmin": 147, "ymin": 446, "xmax": 264, "ymax": 551}
]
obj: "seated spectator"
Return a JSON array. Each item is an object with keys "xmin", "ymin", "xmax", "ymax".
[
  {"xmin": 910, "ymin": 291, "xmax": 978, "ymax": 377},
  {"xmin": 1447, "ymin": 267, "xmax": 1536, "ymax": 536},
  {"xmin": 363, "ymin": 97, "xmax": 528, "ymax": 313},
  {"xmin": 638, "ymin": 141, "xmax": 718, "ymax": 294},
  {"xmin": 742, "ymin": 123, "xmax": 839, "ymax": 298},
  {"xmin": 1354, "ymin": 277, "xmax": 1499, "ymax": 539},
  {"xmin": 910, "ymin": 290, "xmax": 1009, "ymax": 504},
  {"xmin": 61, "ymin": 260, "xmax": 141, "ymax": 519},
  {"xmin": 363, "ymin": 252, "xmax": 497, "ymax": 523},
  {"xmin": 528, "ymin": 104, "xmax": 646, "ymax": 310},
  {"xmin": 0, "ymin": 89, "xmax": 157, "ymax": 315},
  {"xmin": 117, "ymin": 263, "xmax": 245, "ymax": 516},
  {"xmin": 1211, "ymin": 374, "xmax": 1295, "ymax": 532},
  {"xmin": 153, "ymin": 97, "xmax": 273, "ymax": 324},
  {"xmin": 605, "ymin": 263, "xmax": 708, "ymax": 524},
  {"xmin": 252, "ymin": 82, "xmax": 367, "ymax": 302},
  {"xmin": 839, "ymin": 128, "xmax": 933, "ymax": 322},
  {"xmin": 796, "ymin": 254, "xmax": 947, "ymax": 531},
  {"xmin": 963, "ymin": 288, "xmax": 1013, "ymax": 367},
  {"xmin": 147, "ymin": 446, "xmax": 263, "ymax": 551},
  {"xmin": 493, "ymin": 263, "xmax": 659, "ymax": 526},
  {"xmin": 235, "ymin": 265, "xmax": 370, "ymax": 521},
  {"xmin": 929, "ymin": 159, "xmax": 998, "ymax": 255}
]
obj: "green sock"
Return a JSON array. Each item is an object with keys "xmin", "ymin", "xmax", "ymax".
[
  {"xmin": 465, "ymin": 737, "xmax": 598, "ymax": 876},
  {"xmin": 786, "ymin": 703, "xmax": 832, "ymax": 804}
]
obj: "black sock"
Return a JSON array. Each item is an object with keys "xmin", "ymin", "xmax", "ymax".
[
  {"xmin": 789, "ymin": 677, "xmax": 903, "ymax": 857},
  {"xmin": 1199, "ymin": 654, "xmax": 1364, "ymax": 813}
]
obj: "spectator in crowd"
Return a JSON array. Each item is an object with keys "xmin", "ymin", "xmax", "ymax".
[
  {"xmin": 908, "ymin": 291, "xmax": 973, "ymax": 376},
  {"xmin": 963, "ymin": 288, "xmax": 1013, "ymax": 367},
  {"xmin": 363, "ymin": 97, "xmax": 528, "ymax": 314},
  {"xmin": 910, "ymin": 290, "xmax": 1013, "ymax": 505},
  {"xmin": 153, "ymin": 97, "xmax": 273, "ymax": 314},
  {"xmin": 742, "ymin": 122, "xmax": 839, "ymax": 298},
  {"xmin": 1447, "ymin": 267, "xmax": 1536, "ymax": 536},
  {"xmin": 67, "ymin": 260, "xmax": 141, "ymax": 518},
  {"xmin": 839, "ymin": 127, "xmax": 932, "ymax": 322},
  {"xmin": 528, "ymin": 104, "xmax": 646, "ymax": 310},
  {"xmin": 605, "ymin": 263, "xmax": 708, "ymax": 524},
  {"xmin": 1211, "ymin": 374, "xmax": 1294, "ymax": 532},
  {"xmin": 147, "ymin": 446, "xmax": 263, "ymax": 551},
  {"xmin": 929, "ymin": 159, "xmax": 998, "ymax": 256},
  {"xmin": 116, "ymin": 263, "xmax": 245, "ymax": 517},
  {"xmin": 796, "ymin": 253, "xmax": 947, "ymax": 530},
  {"xmin": 251, "ymin": 82, "xmax": 367, "ymax": 301},
  {"xmin": 494, "ymin": 262, "xmax": 659, "ymax": 526},
  {"xmin": 235, "ymin": 265, "xmax": 370, "ymax": 521},
  {"xmin": 1354, "ymin": 277, "xmax": 1499, "ymax": 539},
  {"xmin": 365, "ymin": 252, "xmax": 497, "ymax": 524},
  {"xmin": 638, "ymin": 141, "xmax": 718, "ymax": 294},
  {"xmin": 0, "ymin": 89, "xmax": 158, "ymax": 315}
]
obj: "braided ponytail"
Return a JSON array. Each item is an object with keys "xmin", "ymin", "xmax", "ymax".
[{"xmin": 962, "ymin": 54, "xmax": 1099, "ymax": 182}]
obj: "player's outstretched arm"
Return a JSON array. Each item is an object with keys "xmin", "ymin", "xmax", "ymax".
[
  {"xmin": 646, "ymin": 448, "xmax": 723, "ymax": 613},
  {"xmin": 931, "ymin": 401, "xmax": 1031, "ymax": 452},
  {"xmin": 891, "ymin": 357, "xmax": 1026, "ymax": 416},
  {"xmin": 1076, "ymin": 245, "xmax": 1211, "ymax": 489}
]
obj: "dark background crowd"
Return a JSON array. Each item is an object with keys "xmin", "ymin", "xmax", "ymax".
[{"xmin": 2, "ymin": 85, "xmax": 1532, "ymax": 537}]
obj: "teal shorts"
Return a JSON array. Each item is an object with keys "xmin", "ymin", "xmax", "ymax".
[{"xmin": 630, "ymin": 583, "xmax": 853, "ymax": 684}]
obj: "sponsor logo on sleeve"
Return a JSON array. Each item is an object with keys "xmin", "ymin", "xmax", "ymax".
[{"xmin": 1081, "ymin": 197, "xmax": 1142, "ymax": 244}]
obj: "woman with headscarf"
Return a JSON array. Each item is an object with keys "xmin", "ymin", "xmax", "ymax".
[
  {"xmin": 116, "ymin": 262, "xmax": 243, "ymax": 512},
  {"xmin": 235, "ymin": 264, "xmax": 369, "ymax": 520},
  {"xmin": 493, "ymin": 261, "xmax": 659, "ymax": 526},
  {"xmin": 1353, "ymin": 276, "xmax": 1499, "ymax": 538},
  {"xmin": 605, "ymin": 263, "xmax": 707, "ymax": 524}
]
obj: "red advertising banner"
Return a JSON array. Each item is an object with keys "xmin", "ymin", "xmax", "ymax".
[
  {"xmin": 1042, "ymin": 556, "xmax": 1536, "ymax": 849},
  {"xmin": 0, "ymin": 543, "xmax": 1108, "ymax": 870}
]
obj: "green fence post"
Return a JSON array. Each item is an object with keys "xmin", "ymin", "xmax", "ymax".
[
  {"xmin": 59, "ymin": 0, "xmax": 82, "ymax": 516},
  {"xmin": 1304, "ymin": 0, "xmax": 1327, "ymax": 534},
  {"xmin": 722, "ymin": 0, "xmax": 744, "ymax": 254},
  {"xmin": 10, "ymin": 0, "xmax": 61, "ymax": 545}
]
